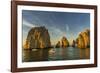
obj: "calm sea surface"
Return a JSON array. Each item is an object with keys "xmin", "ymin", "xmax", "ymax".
[{"xmin": 22, "ymin": 47, "xmax": 90, "ymax": 62}]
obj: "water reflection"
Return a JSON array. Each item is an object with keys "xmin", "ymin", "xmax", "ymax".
[
  {"xmin": 79, "ymin": 48, "xmax": 90, "ymax": 59},
  {"xmin": 22, "ymin": 47, "xmax": 90, "ymax": 62},
  {"xmin": 22, "ymin": 49, "xmax": 49, "ymax": 62}
]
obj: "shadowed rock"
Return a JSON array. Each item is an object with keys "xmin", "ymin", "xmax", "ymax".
[{"xmin": 55, "ymin": 41, "xmax": 61, "ymax": 48}]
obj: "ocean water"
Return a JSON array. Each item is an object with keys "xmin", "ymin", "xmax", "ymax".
[{"xmin": 22, "ymin": 47, "xmax": 90, "ymax": 62}]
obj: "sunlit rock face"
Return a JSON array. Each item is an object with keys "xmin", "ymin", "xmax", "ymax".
[
  {"xmin": 55, "ymin": 36, "xmax": 69, "ymax": 48},
  {"xmin": 25, "ymin": 26, "xmax": 51, "ymax": 49},
  {"xmin": 61, "ymin": 36, "xmax": 69, "ymax": 48},
  {"xmin": 23, "ymin": 40, "xmax": 30, "ymax": 49},
  {"xmin": 76, "ymin": 29, "xmax": 90, "ymax": 49},
  {"xmin": 76, "ymin": 34, "xmax": 85, "ymax": 49}
]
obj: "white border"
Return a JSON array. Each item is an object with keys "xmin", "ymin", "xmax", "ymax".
[{"xmin": 17, "ymin": 5, "xmax": 94, "ymax": 68}]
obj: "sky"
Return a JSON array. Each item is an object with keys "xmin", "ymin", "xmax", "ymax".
[{"xmin": 22, "ymin": 10, "xmax": 90, "ymax": 45}]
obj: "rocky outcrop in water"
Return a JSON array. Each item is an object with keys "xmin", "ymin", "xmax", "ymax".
[
  {"xmin": 55, "ymin": 41, "xmax": 61, "ymax": 48},
  {"xmin": 61, "ymin": 36, "xmax": 69, "ymax": 48},
  {"xmin": 72, "ymin": 40, "xmax": 76, "ymax": 47},
  {"xmin": 24, "ymin": 26, "xmax": 51, "ymax": 49},
  {"xmin": 55, "ymin": 36, "xmax": 69, "ymax": 48},
  {"xmin": 76, "ymin": 29, "xmax": 90, "ymax": 49}
]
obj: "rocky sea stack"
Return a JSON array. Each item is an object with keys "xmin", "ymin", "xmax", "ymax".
[
  {"xmin": 55, "ymin": 41, "xmax": 60, "ymax": 48},
  {"xmin": 76, "ymin": 29, "xmax": 90, "ymax": 49},
  {"xmin": 61, "ymin": 36, "xmax": 69, "ymax": 48},
  {"xmin": 72, "ymin": 40, "xmax": 76, "ymax": 47},
  {"xmin": 55, "ymin": 36, "xmax": 69, "ymax": 48},
  {"xmin": 24, "ymin": 26, "xmax": 51, "ymax": 49}
]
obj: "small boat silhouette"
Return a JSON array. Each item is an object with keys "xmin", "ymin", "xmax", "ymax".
[
  {"xmin": 32, "ymin": 49, "xmax": 38, "ymax": 51},
  {"xmin": 49, "ymin": 49, "xmax": 56, "ymax": 54}
]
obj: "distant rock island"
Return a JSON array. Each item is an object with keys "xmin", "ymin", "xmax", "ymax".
[
  {"xmin": 56, "ymin": 36, "xmax": 69, "ymax": 48},
  {"xmin": 24, "ymin": 26, "xmax": 51, "ymax": 49},
  {"xmin": 72, "ymin": 40, "xmax": 76, "ymax": 47},
  {"xmin": 55, "ymin": 29, "xmax": 90, "ymax": 49},
  {"xmin": 55, "ymin": 41, "xmax": 60, "ymax": 48}
]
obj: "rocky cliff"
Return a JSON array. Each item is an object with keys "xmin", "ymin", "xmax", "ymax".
[
  {"xmin": 76, "ymin": 29, "xmax": 90, "ymax": 49},
  {"xmin": 24, "ymin": 26, "xmax": 51, "ymax": 49}
]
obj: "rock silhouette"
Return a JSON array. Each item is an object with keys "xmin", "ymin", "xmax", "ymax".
[
  {"xmin": 72, "ymin": 40, "xmax": 76, "ymax": 47},
  {"xmin": 24, "ymin": 26, "xmax": 51, "ymax": 49},
  {"xmin": 76, "ymin": 29, "xmax": 90, "ymax": 49},
  {"xmin": 55, "ymin": 41, "xmax": 61, "ymax": 48}
]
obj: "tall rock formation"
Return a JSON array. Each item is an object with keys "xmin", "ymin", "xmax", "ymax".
[
  {"xmin": 25, "ymin": 26, "xmax": 51, "ymax": 49},
  {"xmin": 61, "ymin": 36, "xmax": 69, "ymax": 48},
  {"xmin": 55, "ymin": 36, "xmax": 69, "ymax": 48},
  {"xmin": 76, "ymin": 34, "xmax": 85, "ymax": 49},
  {"xmin": 76, "ymin": 29, "xmax": 90, "ymax": 49}
]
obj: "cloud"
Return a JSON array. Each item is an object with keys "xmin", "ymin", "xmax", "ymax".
[
  {"xmin": 23, "ymin": 19, "xmax": 37, "ymax": 28},
  {"xmin": 48, "ymin": 26, "xmax": 64, "ymax": 36}
]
